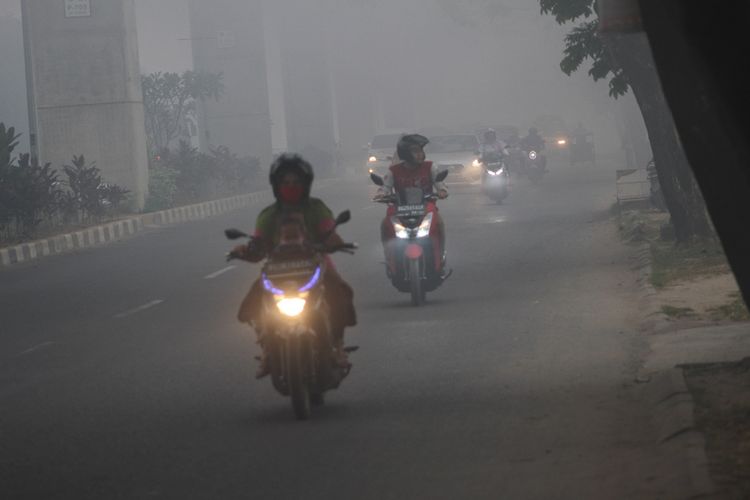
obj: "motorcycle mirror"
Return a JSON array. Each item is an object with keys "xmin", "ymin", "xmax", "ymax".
[
  {"xmin": 225, "ymin": 228, "xmax": 248, "ymax": 240},
  {"xmin": 335, "ymin": 210, "xmax": 351, "ymax": 226},
  {"xmin": 370, "ymin": 173, "xmax": 385, "ymax": 186},
  {"xmin": 435, "ymin": 170, "xmax": 449, "ymax": 182}
]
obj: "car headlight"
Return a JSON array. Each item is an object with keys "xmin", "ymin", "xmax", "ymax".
[
  {"xmin": 416, "ymin": 212, "xmax": 433, "ymax": 238},
  {"xmin": 557, "ymin": 138, "xmax": 567, "ymax": 146},
  {"xmin": 368, "ymin": 156, "xmax": 377, "ymax": 163},
  {"xmin": 276, "ymin": 297, "xmax": 306, "ymax": 317},
  {"xmin": 392, "ymin": 219, "xmax": 409, "ymax": 239},
  {"xmin": 472, "ymin": 158, "xmax": 481, "ymax": 168},
  {"xmin": 529, "ymin": 151, "xmax": 537, "ymax": 160}
]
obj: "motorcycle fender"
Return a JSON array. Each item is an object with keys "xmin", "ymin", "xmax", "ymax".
[{"xmin": 405, "ymin": 243, "xmax": 423, "ymax": 260}]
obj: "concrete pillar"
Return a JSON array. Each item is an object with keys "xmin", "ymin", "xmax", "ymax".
[
  {"xmin": 188, "ymin": 0, "xmax": 273, "ymax": 168},
  {"xmin": 21, "ymin": 0, "xmax": 149, "ymax": 209},
  {"xmin": 265, "ymin": 0, "xmax": 337, "ymax": 176}
]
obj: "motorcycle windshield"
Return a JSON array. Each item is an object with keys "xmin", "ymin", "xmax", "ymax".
[{"xmin": 398, "ymin": 187, "xmax": 426, "ymax": 206}]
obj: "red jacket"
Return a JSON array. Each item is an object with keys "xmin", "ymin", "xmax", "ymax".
[{"xmin": 388, "ymin": 161, "xmax": 435, "ymax": 195}]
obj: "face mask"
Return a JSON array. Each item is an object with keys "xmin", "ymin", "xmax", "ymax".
[{"xmin": 279, "ymin": 185, "xmax": 305, "ymax": 204}]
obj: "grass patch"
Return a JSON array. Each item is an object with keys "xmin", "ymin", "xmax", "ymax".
[
  {"xmin": 708, "ymin": 293, "xmax": 750, "ymax": 322},
  {"xmin": 650, "ymin": 239, "xmax": 730, "ymax": 288},
  {"xmin": 617, "ymin": 210, "xmax": 664, "ymax": 243},
  {"xmin": 661, "ymin": 305, "xmax": 697, "ymax": 319}
]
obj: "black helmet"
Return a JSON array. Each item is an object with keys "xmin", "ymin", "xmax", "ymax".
[
  {"xmin": 396, "ymin": 134, "xmax": 429, "ymax": 165},
  {"xmin": 483, "ymin": 128, "xmax": 497, "ymax": 143},
  {"xmin": 269, "ymin": 153, "xmax": 314, "ymax": 200}
]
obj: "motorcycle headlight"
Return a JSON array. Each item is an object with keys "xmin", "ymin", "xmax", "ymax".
[
  {"xmin": 528, "ymin": 151, "xmax": 537, "ymax": 160},
  {"xmin": 487, "ymin": 168, "xmax": 504, "ymax": 176},
  {"xmin": 472, "ymin": 158, "xmax": 481, "ymax": 168},
  {"xmin": 557, "ymin": 138, "xmax": 567, "ymax": 146},
  {"xmin": 368, "ymin": 156, "xmax": 377, "ymax": 163},
  {"xmin": 390, "ymin": 218, "xmax": 409, "ymax": 239},
  {"xmin": 416, "ymin": 212, "xmax": 433, "ymax": 238},
  {"xmin": 276, "ymin": 297, "xmax": 306, "ymax": 317}
]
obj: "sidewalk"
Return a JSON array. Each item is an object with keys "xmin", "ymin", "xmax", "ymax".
[{"xmin": 628, "ymin": 221, "xmax": 750, "ymax": 497}]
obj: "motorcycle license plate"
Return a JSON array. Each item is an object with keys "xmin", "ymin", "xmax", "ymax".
[
  {"xmin": 265, "ymin": 259, "xmax": 317, "ymax": 276},
  {"xmin": 396, "ymin": 204, "xmax": 425, "ymax": 218}
]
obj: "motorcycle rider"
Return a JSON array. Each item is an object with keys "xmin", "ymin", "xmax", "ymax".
[
  {"xmin": 479, "ymin": 128, "xmax": 510, "ymax": 157},
  {"xmin": 376, "ymin": 134, "xmax": 449, "ymax": 273},
  {"xmin": 231, "ymin": 154, "xmax": 357, "ymax": 378},
  {"xmin": 520, "ymin": 127, "xmax": 547, "ymax": 170},
  {"xmin": 520, "ymin": 127, "xmax": 546, "ymax": 152}
]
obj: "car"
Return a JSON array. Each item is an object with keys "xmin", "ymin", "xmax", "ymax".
[
  {"xmin": 425, "ymin": 134, "xmax": 482, "ymax": 183},
  {"xmin": 531, "ymin": 115, "xmax": 570, "ymax": 154},
  {"xmin": 364, "ymin": 132, "xmax": 404, "ymax": 177}
]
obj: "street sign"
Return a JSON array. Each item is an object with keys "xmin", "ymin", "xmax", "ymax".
[
  {"xmin": 65, "ymin": 0, "xmax": 91, "ymax": 18},
  {"xmin": 217, "ymin": 30, "xmax": 236, "ymax": 49}
]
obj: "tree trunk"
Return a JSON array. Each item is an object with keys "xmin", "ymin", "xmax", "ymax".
[{"xmin": 603, "ymin": 32, "xmax": 711, "ymax": 242}]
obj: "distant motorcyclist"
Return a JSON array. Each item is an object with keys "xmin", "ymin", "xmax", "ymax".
[
  {"xmin": 478, "ymin": 128, "xmax": 510, "ymax": 157},
  {"xmin": 520, "ymin": 127, "xmax": 545, "ymax": 152},
  {"xmin": 231, "ymin": 154, "xmax": 356, "ymax": 378},
  {"xmin": 376, "ymin": 134, "xmax": 448, "ymax": 272},
  {"xmin": 572, "ymin": 122, "xmax": 589, "ymax": 145}
]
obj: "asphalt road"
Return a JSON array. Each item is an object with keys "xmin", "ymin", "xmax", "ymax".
[{"xmin": 0, "ymin": 158, "xmax": 688, "ymax": 499}]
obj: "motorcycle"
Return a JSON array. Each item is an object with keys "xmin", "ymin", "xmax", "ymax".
[
  {"xmin": 225, "ymin": 211, "xmax": 357, "ymax": 420},
  {"xmin": 479, "ymin": 152, "xmax": 510, "ymax": 204},
  {"xmin": 371, "ymin": 170, "xmax": 450, "ymax": 306},
  {"xmin": 522, "ymin": 149, "xmax": 547, "ymax": 184}
]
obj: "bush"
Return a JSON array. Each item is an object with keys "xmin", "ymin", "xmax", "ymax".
[{"xmin": 144, "ymin": 164, "xmax": 178, "ymax": 212}]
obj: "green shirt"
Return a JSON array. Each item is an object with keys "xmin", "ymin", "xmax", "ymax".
[{"xmin": 253, "ymin": 198, "xmax": 335, "ymax": 251}]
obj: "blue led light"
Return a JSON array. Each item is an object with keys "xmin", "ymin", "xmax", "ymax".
[
  {"xmin": 298, "ymin": 266, "xmax": 322, "ymax": 293},
  {"xmin": 262, "ymin": 273, "xmax": 285, "ymax": 295}
]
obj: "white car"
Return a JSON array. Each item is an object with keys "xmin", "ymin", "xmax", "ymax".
[
  {"xmin": 425, "ymin": 134, "xmax": 482, "ymax": 182},
  {"xmin": 365, "ymin": 133, "xmax": 404, "ymax": 177}
]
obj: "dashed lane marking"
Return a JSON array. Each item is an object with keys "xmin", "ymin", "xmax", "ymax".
[
  {"xmin": 16, "ymin": 341, "xmax": 57, "ymax": 357},
  {"xmin": 205, "ymin": 265, "xmax": 236, "ymax": 279},
  {"xmin": 114, "ymin": 300, "xmax": 164, "ymax": 319}
]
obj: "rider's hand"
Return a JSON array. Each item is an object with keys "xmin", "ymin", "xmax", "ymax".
[
  {"xmin": 437, "ymin": 189, "xmax": 448, "ymax": 200},
  {"xmin": 228, "ymin": 244, "xmax": 248, "ymax": 260}
]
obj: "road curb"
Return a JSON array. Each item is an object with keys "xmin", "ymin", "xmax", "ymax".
[
  {"xmin": 639, "ymin": 367, "xmax": 717, "ymax": 498},
  {"xmin": 0, "ymin": 178, "xmax": 342, "ymax": 269},
  {"xmin": 634, "ymin": 243, "xmax": 717, "ymax": 498},
  {"xmin": 0, "ymin": 189, "xmax": 274, "ymax": 269}
]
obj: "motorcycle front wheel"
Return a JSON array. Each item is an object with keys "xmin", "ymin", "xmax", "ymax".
[
  {"xmin": 288, "ymin": 337, "xmax": 312, "ymax": 420},
  {"xmin": 409, "ymin": 258, "xmax": 424, "ymax": 306}
]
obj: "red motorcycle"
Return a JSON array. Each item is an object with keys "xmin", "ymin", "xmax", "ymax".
[{"xmin": 371, "ymin": 171, "xmax": 450, "ymax": 306}]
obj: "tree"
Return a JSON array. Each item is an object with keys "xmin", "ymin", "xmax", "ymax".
[
  {"xmin": 141, "ymin": 70, "xmax": 224, "ymax": 155},
  {"xmin": 538, "ymin": 0, "xmax": 711, "ymax": 242}
]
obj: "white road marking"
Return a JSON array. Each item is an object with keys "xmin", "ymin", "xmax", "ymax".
[
  {"xmin": 205, "ymin": 265, "xmax": 236, "ymax": 279},
  {"xmin": 17, "ymin": 341, "xmax": 57, "ymax": 357},
  {"xmin": 114, "ymin": 299, "xmax": 164, "ymax": 319}
]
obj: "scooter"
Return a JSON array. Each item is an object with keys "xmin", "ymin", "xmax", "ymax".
[
  {"xmin": 522, "ymin": 149, "xmax": 547, "ymax": 184},
  {"xmin": 479, "ymin": 152, "xmax": 510, "ymax": 203},
  {"xmin": 371, "ymin": 171, "xmax": 450, "ymax": 306}
]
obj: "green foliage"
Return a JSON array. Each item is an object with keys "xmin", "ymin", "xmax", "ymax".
[
  {"xmin": 540, "ymin": 0, "xmax": 628, "ymax": 97},
  {"xmin": 208, "ymin": 145, "xmax": 261, "ymax": 193},
  {"xmin": 141, "ymin": 70, "xmax": 224, "ymax": 154},
  {"xmin": 539, "ymin": 0, "xmax": 594, "ymax": 23},
  {"xmin": 62, "ymin": 155, "xmax": 105, "ymax": 221},
  {"xmin": 12, "ymin": 154, "xmax": 63, "ymax": 235},
  {"xmin": 560, "ymin": 21, "xmax": 628, "ymax": 97},
  {"xmin": 144, "ymin": 164, "xmax": 178, "ymax": 212}
]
